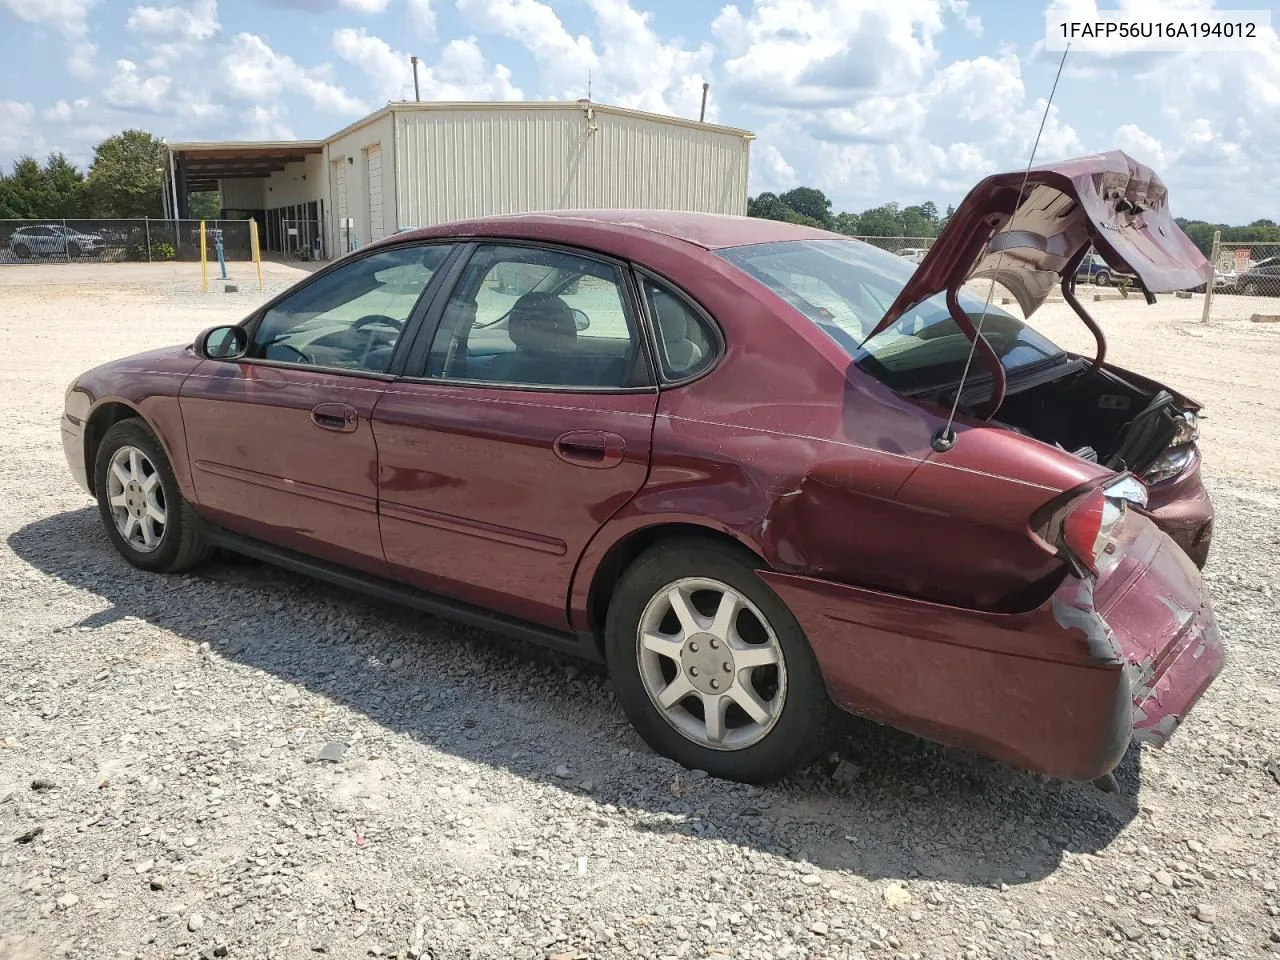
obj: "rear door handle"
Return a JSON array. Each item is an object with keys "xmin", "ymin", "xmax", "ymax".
[
  {"xmin": 311, "ymin": 402, "xmax": 359, "ymax": 433},
  {"xmin": 553, "ymin": 430, "xmax": 625, "ymax": 469}
]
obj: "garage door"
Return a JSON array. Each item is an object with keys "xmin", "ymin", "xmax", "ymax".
[
  {"xmin": 331, "ymin": 158, "xmax": 350, "ymax": 252},
  {"xmin": 366, "ymin": 144, "xmax": 385, "ymax": 242}
]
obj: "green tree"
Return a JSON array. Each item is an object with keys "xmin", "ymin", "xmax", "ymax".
[
  {"xmin": 901, "ymin": 204, "xmax": 936, "ymax": 238},
  {"xmin": 0, "ymin": 154, "xmax": 86, "ymax": 218},
  {"xmin": 86, "ymin": 130, "xmax": 168, "ymax": 218},
  {"xmin": 832, "ymin": 211, "xmax": 860, "ymax": 236},
  {"xmin": 746, "ymin": 192, "xmax": 823, "ymax": 228},
  {"xmin": 778, "ymin": 187, "xmax": 832, "ymax": 227},
  {"xmin": 0, "ymin": 157, "xmax": 44, "ymax": 218},
  {"xmin": 188, "ymin": 191, "xmax": 222, "ymax": 220},
  {"xmin": 856, "ymin": 203, "xmax": 903, "ymax": 237},
  {"xmin": 1249, "ymin": 218, "xmax": 1276, "ymax": 228},
  {"xmin": 920, "ymin": 201, "xmax": 939, "ymax": 225}
]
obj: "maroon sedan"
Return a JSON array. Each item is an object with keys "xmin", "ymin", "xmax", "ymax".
[{"xmin": 61, "ymin": 151, "xmax": 1223, "ymax": 785}]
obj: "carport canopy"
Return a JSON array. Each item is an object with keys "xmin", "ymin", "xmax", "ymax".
[{"xmin": 170, "ymin": 140, "xmax": 325, "ymax": 193}]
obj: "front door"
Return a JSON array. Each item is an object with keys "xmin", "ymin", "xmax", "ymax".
[
  {"xmin": 373, "ymin": 242, "xmax": 659, "ymax": 629},
  {"xmin": 180, "ymin": 242, "xmax": 455, "ymax": 574}
]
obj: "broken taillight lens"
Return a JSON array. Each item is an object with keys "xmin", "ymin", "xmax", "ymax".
[{"xmin": 1060, "ymin": 475, "xmax": 1147, "ymax": 575}]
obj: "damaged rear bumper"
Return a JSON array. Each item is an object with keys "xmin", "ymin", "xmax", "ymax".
[
  {"xmin": 1131, "ymin": 605, "xmax": 1224, "ymax": 746},
  {"xmin": 758, "ymin": 521, "xmax": 1225, "ymax": 782}
]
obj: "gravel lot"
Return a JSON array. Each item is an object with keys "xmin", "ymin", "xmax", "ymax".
[{"xmin": 1, "ymin": 262, "xmax": 1278, "ymax": 960}]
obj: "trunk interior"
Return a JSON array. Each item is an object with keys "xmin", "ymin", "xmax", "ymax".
[{"xmin": 988, "ymin": 365, "xmax": 1182, "ymax": 473}]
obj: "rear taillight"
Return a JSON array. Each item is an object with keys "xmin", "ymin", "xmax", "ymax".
[{"xmin": 1058, "ymin": 474, "xmax": 1147, "ymax": 575}]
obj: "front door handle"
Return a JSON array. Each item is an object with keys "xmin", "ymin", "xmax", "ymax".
[
  {"xmin": 311, "ymin": 402, "xmax": 358, "ymax": 433},
  {"xmin": 553, "ymin": 430, "xmax": 625, "ymax": 469}
]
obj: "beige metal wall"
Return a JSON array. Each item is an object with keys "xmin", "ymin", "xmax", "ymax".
[
  {"xmin": 393, "ymin": 104, "xmax": 751, "ymax": 229},
  {"xmin": 326, "ymin": 112, "xmax": 395, "ymax": 256},
  {"xmin": 218, "ymin": 178, "xmax": 265, "ymax": 210}
]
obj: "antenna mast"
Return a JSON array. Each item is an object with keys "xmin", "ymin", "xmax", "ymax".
[{"xmin": 933, "ymin": 43, "xmax": 1072, "ymax": 451}]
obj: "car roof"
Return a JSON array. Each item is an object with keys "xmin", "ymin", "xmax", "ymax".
[{"xmin": 393, "ymin": 209, "xmax": 839, "ymax": 252}]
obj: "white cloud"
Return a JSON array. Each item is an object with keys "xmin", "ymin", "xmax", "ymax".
[
  {"xmin": 585, "ymin": 0, "xmax": 715, "ymax": 117},
  {"xmin": 406, "ymin": 0, "xmax": 435, "ymax": 37},
  {"xmin": 340, "ymin": 0, "xmax": 388, "ymax": 11},
  {"xmin": 221, "ymin": 32, "xmax": 368, "ymax": 114},
  {"xmin": 714, "ymin": 0, "xmax": 949, "ymax": 107},
  {"xmin": 0, "ymin": 100, "xmax": 35, "ymax": 156},
  {"xmin": 749, "ymin": 141, "xmax": 798, "ymax": 194},
  {"xmin": 127, "ymin": 0, "xmax": 220, "ymax": 67},
  {"xmin": 1, "ymin": 0, "xmax": 99, "ymax": 75},
  {"xmin": 333, "ymin": 27, "xmax": 523, "ymax": 101},
  {"xmin": 457, "ymin": 0, "xmax": 597, "ymax": 92},
  {"xmin": 242, "ymin": 104, "xmax": 295, "ymax": 140},
  {"xmin": 103, "ymin": 59, "xmax": 173, "ymax": 111},
  {"xmin": 458, "ymin": 0, "xmax": 711, "ymax": 117},
  {"xmin": 43, "ymin": 97, "xmax": 91, "ymax": 121},
  {"xmin": 127, "ymin": 0, "xmax": 218, "ymax": 38}
]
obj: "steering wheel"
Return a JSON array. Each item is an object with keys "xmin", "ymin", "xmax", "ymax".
[
  {"xmin": 353, "ymin": 314, "xmax": 403, "ymax": 332},
  {"xmin": 264, "ymin": 339, "xmax": 314, "ymax": 364}
]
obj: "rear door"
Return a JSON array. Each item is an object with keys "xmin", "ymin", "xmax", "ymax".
[
  {"xmin": 179, "ymin": 242, "xmax": 456, "ymax": 575},
  {"xmin": 372, "ymin": 242, "xmax": 659, "ymax": 630}
]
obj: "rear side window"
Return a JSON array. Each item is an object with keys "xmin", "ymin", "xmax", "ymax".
[{"xmin": 641, "ymin": 278, "xmax": 718, "ymax": 380}]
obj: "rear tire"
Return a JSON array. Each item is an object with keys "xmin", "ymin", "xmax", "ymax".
[
  {"xmin": 67, "ymin": 242, "xmax": 82, "ymax": 259},
  {"xmin": 1094, "ymin": 270, "xmax": 1111, "ymax": 287},
  {"xmin": 93, "ymin": 419, "xmax": 212, "ymax": 574},
  {"xmin": 13, "ymin": 243, "xmax": 30, "ymax": 259},
  {"xmin": 604, "ymin": 539, "xmax": 833, "ymax": 784}
]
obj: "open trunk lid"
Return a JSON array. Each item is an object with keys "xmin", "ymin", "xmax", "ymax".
[{"xmin": 868, "ymin": 151, "xmax": 1211, "ymax": 332}]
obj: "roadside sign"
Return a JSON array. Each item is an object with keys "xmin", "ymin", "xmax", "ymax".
[{"xmin": 1233, "ymin": 249, "xmax": 1251, "ymax": 274}]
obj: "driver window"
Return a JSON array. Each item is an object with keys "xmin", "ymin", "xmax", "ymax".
[
  {"xmin": 425, "ymin": 244, "xmax": 643, "ymax": 389},
  {"xmin": 250, "ymin": 243, "xmax": 453, "ymax": 373}
]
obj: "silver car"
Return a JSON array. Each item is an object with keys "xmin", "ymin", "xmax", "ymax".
[{"xmin": 8, "ymin": 224, "xmax": 106, "ymax": 259}]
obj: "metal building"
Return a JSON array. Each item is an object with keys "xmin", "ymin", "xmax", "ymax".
[{"xmin": 169, "ymin": 101, "xmax": 755, "ymax": 261}]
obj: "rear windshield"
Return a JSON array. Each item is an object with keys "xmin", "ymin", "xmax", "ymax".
[{"xmin": 716, "ymin": 238, "xmax": 1065, "ymax": 392}]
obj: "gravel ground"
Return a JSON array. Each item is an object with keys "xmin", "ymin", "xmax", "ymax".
[{"xmin": 1, "ymin": 262, "xmax": 1279, "ymax": 960}]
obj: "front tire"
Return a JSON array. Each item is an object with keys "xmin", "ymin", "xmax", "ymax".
[
  {"xmin": 12, "ymin": 243, "xmax": 30, "ymax": 259},
  {"xmin": 67, "ymin": 242, "xmax": 82, "ymax": 259},
  {"xmin": 604, "ymin": 539, "xmax": 833, "ymax": 784},
  {"xmin": 93, "ymin": 419, "xmax": 212, "ymax": 573},
  {"xmin": 1094, "ymin": 270, "xmax": 1111, "ymax": 287}
]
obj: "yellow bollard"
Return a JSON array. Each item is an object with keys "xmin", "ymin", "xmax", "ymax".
[
  {"xmin": 249, "ymin": 219, "xmax": 264, "ymax": 292},
  {"xmin": 199, "ymin": 220, "xmax": 208, "ymax": 293}
]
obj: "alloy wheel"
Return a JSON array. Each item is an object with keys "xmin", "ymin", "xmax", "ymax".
[
  {"xmin": 106, "ymin": 445, "xmax": 167, "ymax": 553},
  {"xmin": 636, "ymin": 577, "xmax": 787, "ymax": 750}
]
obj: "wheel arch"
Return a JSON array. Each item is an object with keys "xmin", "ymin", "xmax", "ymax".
[
  {"xmin": 577, "ymin": 519, "xmax": 766, "ymax": 655},
  {"xmin": 83, "ymin": 400, "xmax": 146, "ymax": 496}
]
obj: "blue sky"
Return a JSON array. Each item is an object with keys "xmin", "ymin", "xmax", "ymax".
[{"xmin": 2, "ymin": 0, "xmax": 1278, "ymax": 223}]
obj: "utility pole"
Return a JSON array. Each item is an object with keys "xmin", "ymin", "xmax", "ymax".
[
  {"xmin": 699, "ymin": 82, "xmax": 709, "ymax": 122},
  {"xmin": 410, "ymin": 56, "xmax": 421, "ymax": 101}
]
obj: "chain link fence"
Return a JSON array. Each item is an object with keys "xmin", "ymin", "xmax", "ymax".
[
  {"xmin": 1202, "ymin": 238, "xmax": 1280, "ymax": 321},
  {"xmin": 0, "ymin": 219, "xmax": 256, "ymax": 265},
  {"xmin": 851, "ymin": 236, "xmax": 936, "ymax": 262}
]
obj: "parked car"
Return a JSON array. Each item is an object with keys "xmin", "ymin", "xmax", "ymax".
[
  {"xmin": 895, "ymin": 247, "xmax": 929, "ymax": 264},
  {"xmin": 1074, "ymin": 252, "xmax": 1137, "ymax": 286},
  {"xmin": 8, "ymin": 223, "xmax": 106, "ymax": 259},
  {"xmin": 1233, "ymin": 263, "xmax": 1280, "ymax": 296},
  {"xmin": 61, "ymin": 151, "xmax": 1221, "ymax": 787}
]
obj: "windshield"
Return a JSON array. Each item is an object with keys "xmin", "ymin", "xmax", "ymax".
[{"xmin": 716, "ymin": 238, "xmax": 1065, "ymax": 392}]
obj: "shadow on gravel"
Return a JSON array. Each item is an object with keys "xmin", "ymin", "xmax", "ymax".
[{"xmin": 10, "ymin": 507, "xmax": 1140, "ymax": 889}]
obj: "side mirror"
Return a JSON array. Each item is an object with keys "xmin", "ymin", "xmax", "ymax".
[
  {"xmin": 571, "ymin": 309, "xmax": 590, "ymax": 331},
  {"xmin": 195, "ymin": 325, "xmax": 248, "ymax": 360}
]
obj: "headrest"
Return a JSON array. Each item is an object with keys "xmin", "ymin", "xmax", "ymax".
[{"xmin": 509, "ymin": 292, "xmax": 576, "ymax": 355}]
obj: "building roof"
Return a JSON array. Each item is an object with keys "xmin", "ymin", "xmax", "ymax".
[
  {"xmin": 168, "ymin": 141, "xmax": 325, "ymax": 191},
  {"xmin": 169, "ymin": 100, "xmax": 755, "ymax": 192}
]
